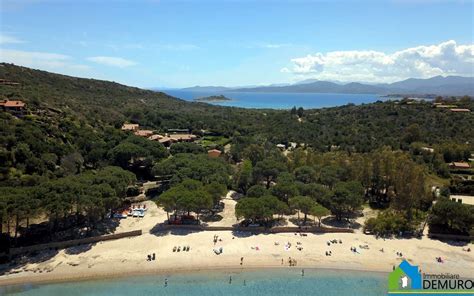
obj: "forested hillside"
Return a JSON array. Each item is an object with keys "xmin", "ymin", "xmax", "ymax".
[
  {"xmin": 1, "ymin": 62, "xmax": 473, "ymax": 184},
  {"xmin": 1, "ymin": 63, "xmax": 473, "ymax": 150},
  {"xmin": 0, "ymin": 63, "xmax": 473, "ymax": 252}
]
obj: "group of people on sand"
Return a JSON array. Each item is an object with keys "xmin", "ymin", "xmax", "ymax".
[
  {"xmin": 288, "ymin": 257, "xmax": 297, "ymax": 266},
  {"xmin": 325, "ymin": 239, "xmax": 343, "ymax": 255},
  {"xmin": 213, "ymin": 234, "xmax": 222, "ymax": 245},
  {"xmin": 296, "ymin": 241, "xmax": 303, "ymax": 251},
  {"xmin": 146, "ymin": 253, "xmax": 156, "ymax": 261},
  {"xmin": 173, "ymin": 245, "xmax": 190, "ymax": 252},
  {"xmin": 327, "ymin": 239, "xmax": 342, "ymax": 246},
  {"xmin": 436, "ymin": 256, "xmax": 444, "ymax": 263}
]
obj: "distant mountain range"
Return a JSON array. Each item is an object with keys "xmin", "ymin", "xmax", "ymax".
[{"xmin": 178, "ymin": 76, "xmax": 474, "ymax": 96}]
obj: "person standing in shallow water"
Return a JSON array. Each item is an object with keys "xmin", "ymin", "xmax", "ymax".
[
  {"xmin": 302, "ymin": 269, "xmax": 304, "ymax": 277},
  {"xmin": 229, "ymin": 276, "xmax": 232, "ymax": 284},
  {"xmin": 164, "ymin": 278, "xmax": 168, "ymax": 287}
]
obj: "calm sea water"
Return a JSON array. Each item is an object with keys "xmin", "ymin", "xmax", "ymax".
[
  {"xmin": 162, "ymin": 90, "xmax": 386, "ymax": 109},
  {"xmin": 1, "ymin": 269, "xmax": 388, "ymax": 296}
]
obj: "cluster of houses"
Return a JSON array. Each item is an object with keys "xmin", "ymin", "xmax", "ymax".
[
  {"xmin": 121, "ymin": 123, "xmax": 222, "ymax": 158},
  {"xmin": 433, "ymin": 103, "xmax": 471, "ymax": 113}
]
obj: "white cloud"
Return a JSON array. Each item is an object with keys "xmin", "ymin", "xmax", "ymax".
[
  {"xmin": 259, "ymin": 43, "xmax": 292, "ymax": 49},
  {"xmin": 246, "ymin": 43, "xmax": 293, "ymax": 49},
  {"xmin": 0, "ymin": 48, "xmax": 89, "ymax": 71},
  {"xmin": 283, "ymin": 40, "xmax": 474, "ymax": 82},
  {"xmin": 157, "ymin": 44, "xmax": 199, "ymax": 51},
  {"xmin": 0, "ymin": 33, "xmax": 25, "ymax": 45},
  {"xmin": 86, "ymin": 56, "xmax": 136, "ymax": 68}
]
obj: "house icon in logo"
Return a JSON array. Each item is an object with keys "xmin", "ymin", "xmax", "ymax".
[{"xmin": 388, "ymin": 260, "xmax": 422, "ymax": 291}]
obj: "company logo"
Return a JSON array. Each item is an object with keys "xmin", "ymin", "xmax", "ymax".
[
  {"xmin": 388, "ymin": 260, "xmax": 473, "ymax": 295},
  {"xmin": 389, "ymin": 260, "xmax": 422, "ymax": 291}
]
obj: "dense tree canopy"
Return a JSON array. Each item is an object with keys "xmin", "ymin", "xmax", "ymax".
[
  {"xmin": 289, "ymin": 196, "xmax": 316, "ymax": 224},
  {"xmin": 169, "ymin": 142, "xmax": 206, "ymax": 155},
  {"xmin": 328, "ymin": 181, "xmax": 364, "ymax": 221},
  {"xmin": 153, "ymin": 153, "xmax": 232, "ymax": 186},
  {"xmin": 156, "ymin": 179, "xmax": 217, "ymax": 221},
  {"xmin": 0, "ymin": 166, "xmax": 135, "ymax": 248},
  {"xmin": 429, "ymin": 198, "xmax": 474, "ymax": 235},
  {"xmin": 253, "ymin": 159, "xmax": 287, "ymax": 189}
]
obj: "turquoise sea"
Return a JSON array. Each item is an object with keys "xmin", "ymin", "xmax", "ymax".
[
  {"xmin": 162, "ymin": 90, "xmax": 388, "ymax": 109},
  {"xmin": 2, "ymin": 269, "xmax": 388, "ymax": 296}
]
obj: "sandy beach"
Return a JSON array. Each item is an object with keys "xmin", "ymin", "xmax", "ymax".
[{"xmin": 1, "ymin": 193, "xmax": 473, "ymax": 287}]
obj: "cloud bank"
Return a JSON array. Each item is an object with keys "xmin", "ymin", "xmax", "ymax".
[
  {"xmin": 0, "ymin": 49, "xmax": 89, "ymax": 71},
  {"xmin": 282, "ymin": 40, "xmax": 474, "ymax": 83},
  {"xmin": 0, "ymin": 33, "xmax": 25, "ymax": 45},
  {"xmin": 86, "ymin": 56, "xmax": 136, "ymax": 68}
]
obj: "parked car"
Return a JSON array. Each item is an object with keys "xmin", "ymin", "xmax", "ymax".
[{"xmin": 113, "ymin": 212, "xmax": 127, "ymax": 219}]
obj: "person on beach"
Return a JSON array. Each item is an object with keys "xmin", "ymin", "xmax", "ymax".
[
  {"xmin": 165, "ymin": 278, "xmax": 168, "ymax": 287},
  {"xmin": 241, "ymin": 257, "xmax": 244, "ymax": 265},
  {"xmin": 229, "ymin": 276, "xmax": 232, "ymax": 284},
  {"xmin": 302, "ymin": 269, "xmax": 304, "ymax": 277}
]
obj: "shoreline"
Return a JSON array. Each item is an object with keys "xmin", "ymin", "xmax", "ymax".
[{"xmin": 0, "ymin": 264, "xmax": 391, "ymax": 288}]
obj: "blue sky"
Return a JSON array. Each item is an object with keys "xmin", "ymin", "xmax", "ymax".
[{"xmin": 1, "ymin": 0, "xmax": 473, "ymax": 88}]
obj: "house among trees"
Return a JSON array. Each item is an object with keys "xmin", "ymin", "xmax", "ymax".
[
  {"xmin": 435, "ymin": 104, "xmax": 457, "ymax": 108},
  {"xmin": 449, "ymin": 108, "xmax": 471, "ymax": 112},
  {"xmin": 276, "ymin": 144, "xmax": 285, "ymax": 150},
  {"xmin": 121, "ymin": 123, "xmax": 139, "ymax": 131},
  {"xmin": 134, "ymin": 130, "xmax": 154, "ymax": 137},
  {"xmin": 169, "ymin": 133, "xmax": 197, "ymax": 142},
  {"xmin": 421, "ymin": 147, "xmax": 434, "ymax": 153},
  {"xmin": 0, "ymin": 99, "xmax": 26, "ymax": 116},
  {"xmin": 147, "ymin": 134, "xmax": 172, "ymax": 146},
  {"xmin": 148, "ymin": 133, "xmax": 198, "ymax": 147},
  {"xmin": 449, "ymin": 162, "xmax": 471, "ymax": 169},
  {"xmin": 208, "ymin": 149, "xmax": 222, "ymax": 158},
  {"xmin": 148, "ymin": 134, "xmax": 161, "ymax": 141},
  {"xmin": 157, "ymin": 137, "xmax": 173, "ymax": 146}
]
